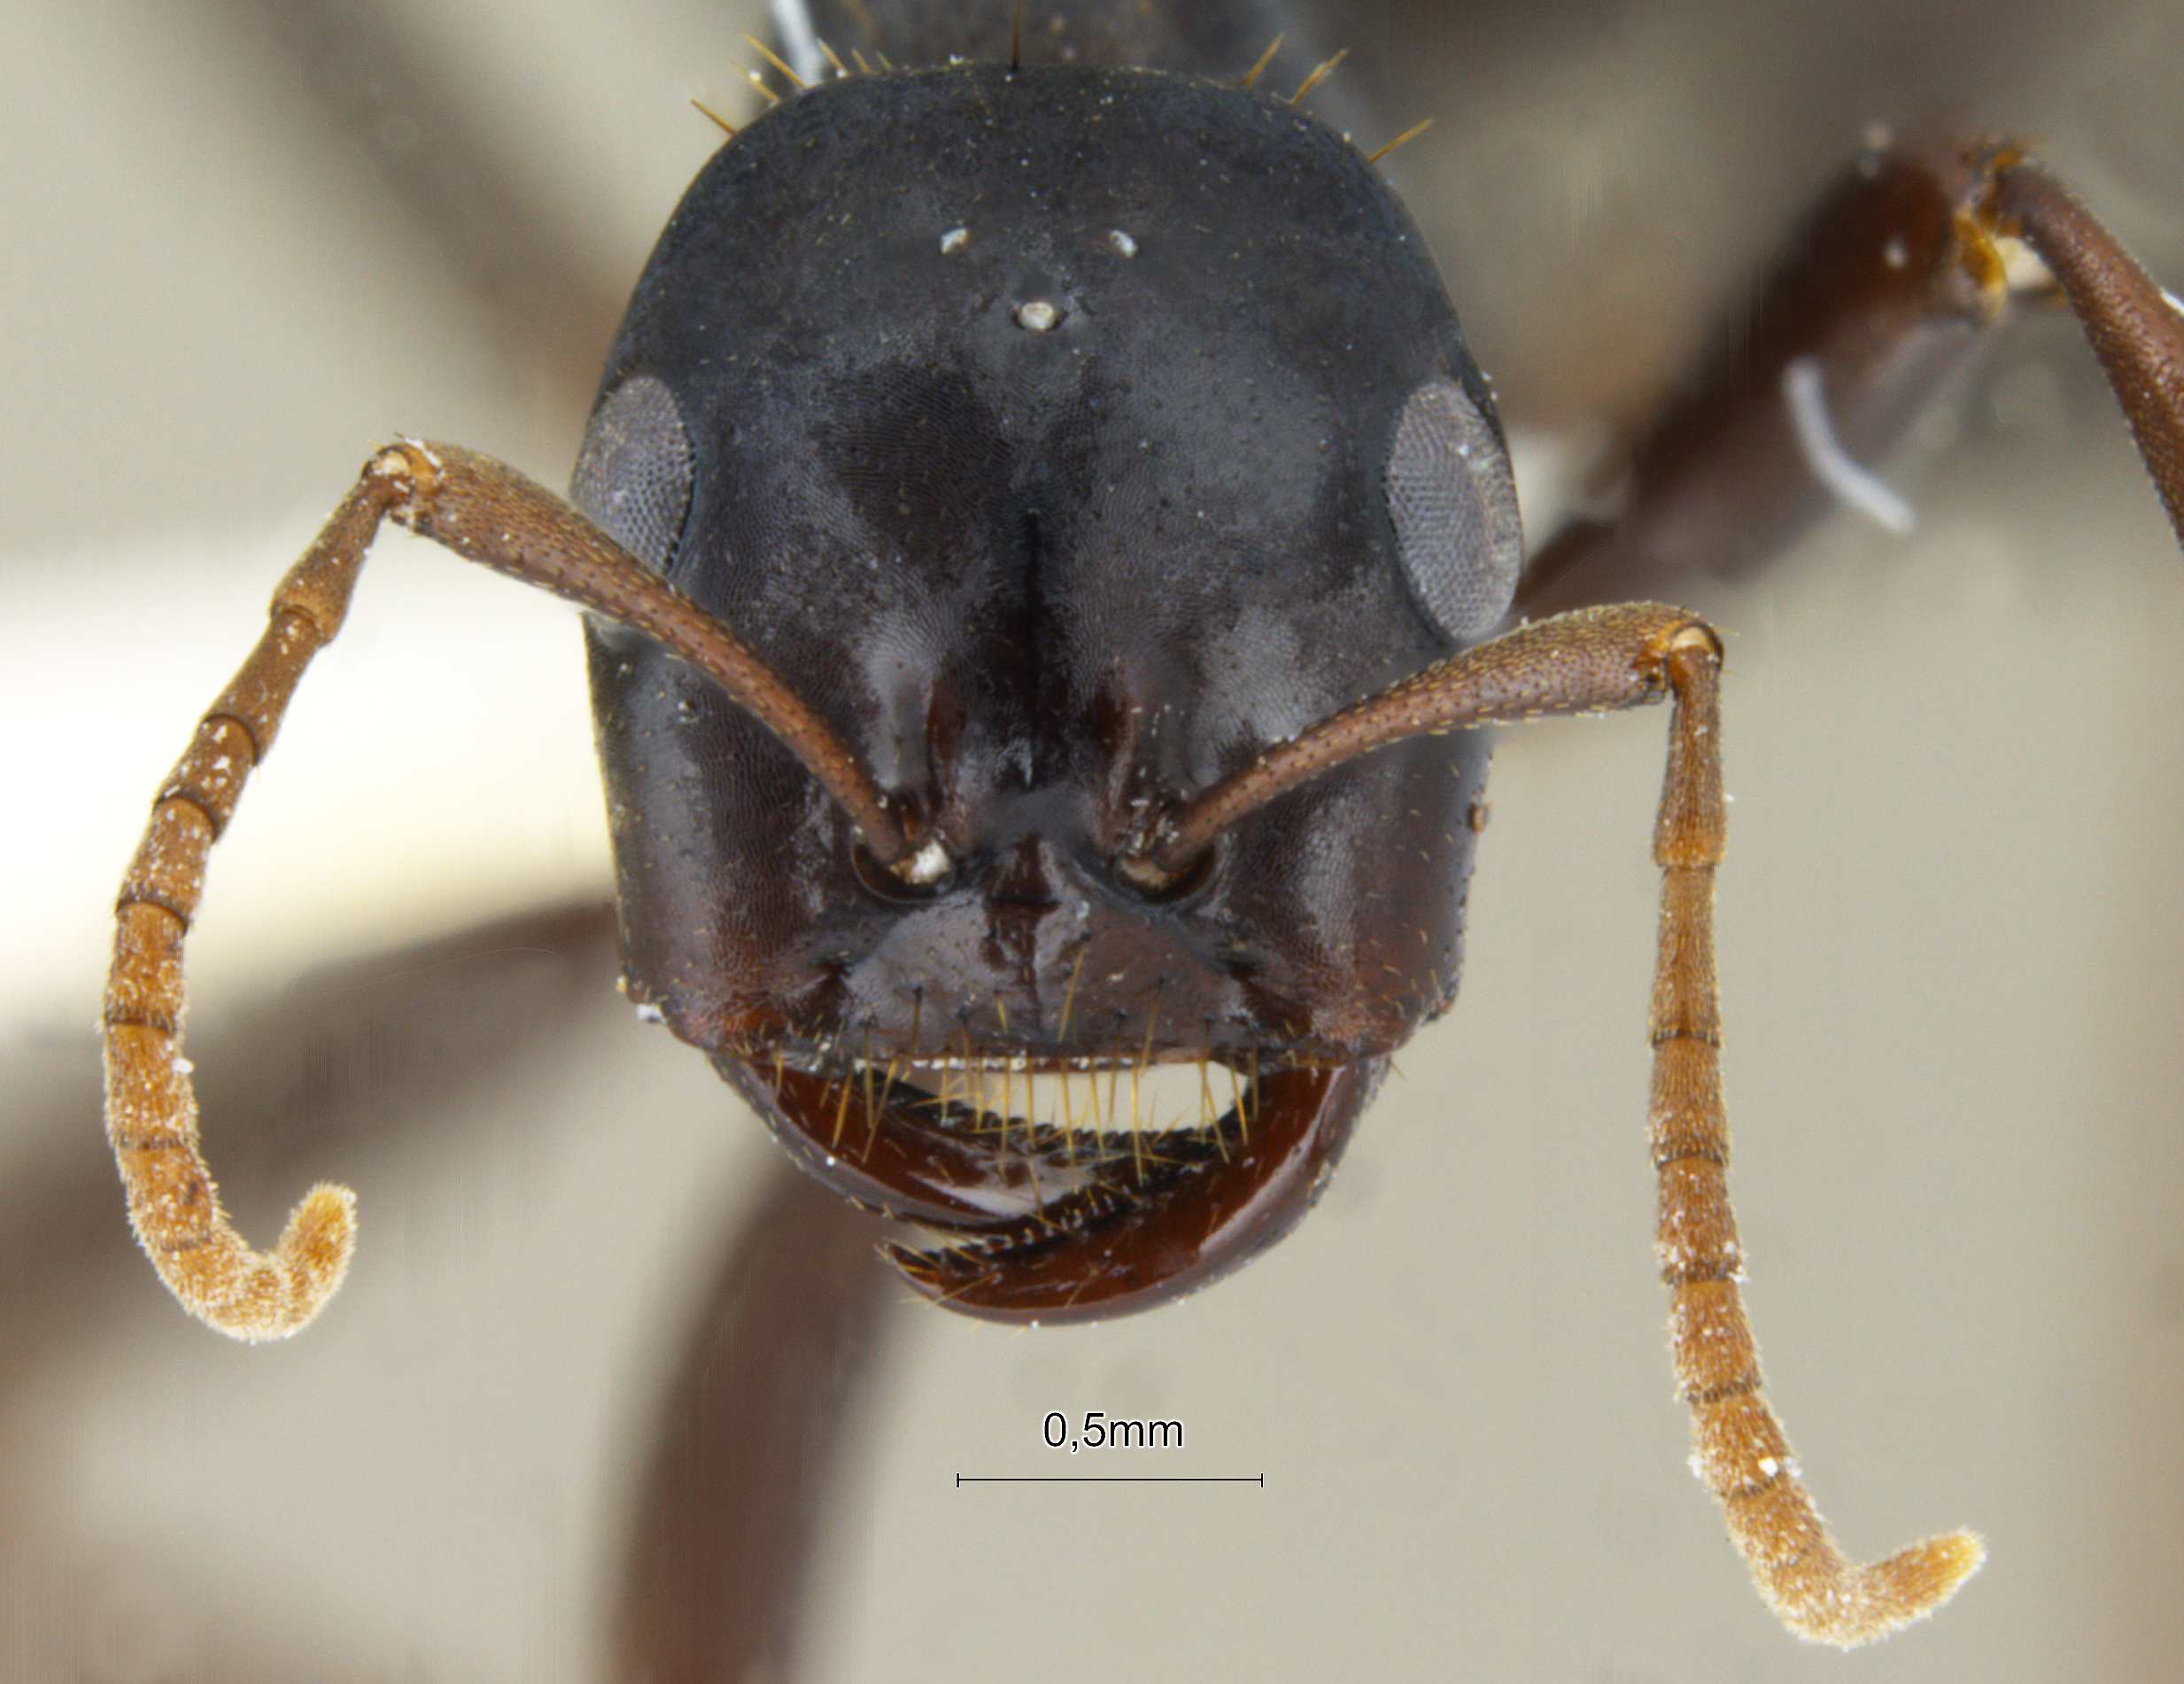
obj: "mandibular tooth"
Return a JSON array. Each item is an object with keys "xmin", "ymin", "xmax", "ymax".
[
  {"xmin": 910, "ymin": 1054, "xmax": 1093, "ymax": 1074},
  {"xmin": 902, "ymin": 1053, "xmax": 1042, "ymax": 1073},
  {"xmin": 871, "ymin": 1054, "xmax": 1254, "ymax": 1138}
]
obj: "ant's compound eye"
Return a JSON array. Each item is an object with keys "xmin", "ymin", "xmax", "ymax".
[
  {"xmin": 571, "ymin": 373, "xmax": 694, "ymax": 576},
  {"xmin": 1384, "ymin": 379, "xmax": 1524, "ymax": 644}
]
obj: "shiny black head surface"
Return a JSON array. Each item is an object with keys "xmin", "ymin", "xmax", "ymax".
[{"xmin": 575, "ymin": 60, "xmax": 1521, "ymax": 1317}]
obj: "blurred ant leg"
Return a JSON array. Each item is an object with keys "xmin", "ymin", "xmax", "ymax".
[
  {"xmin": 105, "ymin": 442, "xmax": 910, "ymax": 1341},
  {"xmin": 1129, "ymin": 603, "xmax": 1982, "ymax": 1644},
  {"xmin": 1517, "ymin": 145, "xmax": 2013, "ymax": 616},
  {"xmin": 613, "ymin": 1169, "xmax": 895, "ymax": 1682},
  {"xmin": 1987, "ymin": 158, "xmax": 2184, "ymax": 545}
]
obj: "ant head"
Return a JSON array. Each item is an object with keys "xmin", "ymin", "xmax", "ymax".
[{"xmin": 576, "ymin": 62, "xmax": 1520, "ymax": 1317}]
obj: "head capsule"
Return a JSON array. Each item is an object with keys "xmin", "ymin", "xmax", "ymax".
[{"xmin": 575, "ymin": 60, "xmax": 1522, "ymax": 1318}]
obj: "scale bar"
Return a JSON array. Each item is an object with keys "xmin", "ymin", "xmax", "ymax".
[{"xmin": 956, "ymin": 1474, "xmax": 1263, "ymax": 1485}]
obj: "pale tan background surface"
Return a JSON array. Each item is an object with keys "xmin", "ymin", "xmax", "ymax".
[{"xmin": 4, "ymin": 1, "xmax": 2183, "ymax": 1679}]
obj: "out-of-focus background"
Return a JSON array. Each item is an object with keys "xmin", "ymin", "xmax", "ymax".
[{"xmin": 5, "ymin": 1, "xmax": 2183, "ymax": 1678}]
